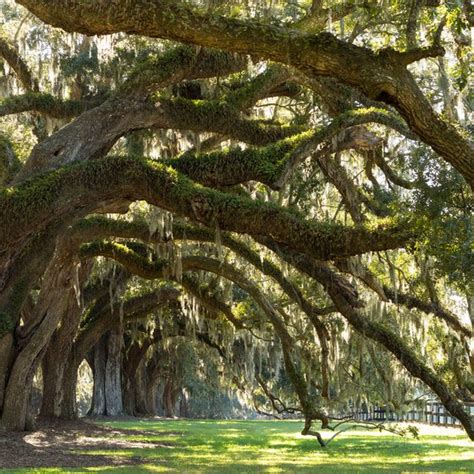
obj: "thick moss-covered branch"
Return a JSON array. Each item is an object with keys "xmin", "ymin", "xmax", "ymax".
[
  {"xmin": 15, "ymin": 92, "xmax": 299, "ymax": 183},
  {"xmin": 16, "ymin": 0, "xmax": 474, "ymax": 187},
  {"xmin": 169, "ymin": 132, "xmax": 308, "ymax": 189},
  {"xmin": 397, "ymin": 44, "xmax": 445, "ymax": 65},
  {"xmin": 169, "ymin": 106, "xmax": 417, "ymax": 191},
  {"xmin": 223, "ymin": 65, "xmax": 293, "ymax": 110},
  {"xmin": 0, "ymin": 92, "xmax": 107, "ymax": 119},
  {"xmin": 154, "ymin": 96, "xmax": 302, "ymax": 147},
  {"xmin": 120, "ymin": 45, "xmax": 246, "ymax": 94},
  {"xmin": 1, "ymin": 156, "xmax": 414, "ymax": 262},
  {"xmin": 80, "ymin": 241, "xmax": 168, "ymax": 280}
]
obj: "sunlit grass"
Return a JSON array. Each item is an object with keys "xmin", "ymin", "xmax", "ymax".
[{"xmin": 6, "ymin": 419, "xmax": 474, "ymax": 473}]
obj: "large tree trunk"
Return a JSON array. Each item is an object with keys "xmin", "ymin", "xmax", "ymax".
[
  {"xmin": 141, "ymin": 352, "xmax": 163, "ymax": 416},
  {"xmin": 0, "ymin": 276, "xmax": 39, "ymax": 415},
  {"xmin": 145, "ymin": 379, "xmax": 159, "ymax": 416},
  {"xmin": 104, "ymin": 328, "xmax": 123, "ymax": 416},
  {"xmin": 179, "ymin": 391, "xmax": 188, "ymax": 418},
  {"xmin": 40, "ymin": 350, "xmax": 61, "ymax": 418},
  {"xmin": 0, "ymin": 256, "xmax": 82, "ymax": 430},
  {"xmin": 122, "ymin": 340, "xmax": 151, "ymax": 416},
  {"xmin": 135, "ymin": 362, "xmax": 149, "ymax": 416},
  {"xmin": 88, "ymin": 329, "xmax": 124, "ymax": 417},
  {"xmin": 122, "ymin": 379, "xmax": 138, "ymax": 416},
  {"xmin": 154, "ymin": 380, "xmax": 165, "ymax": 417},
  {"xmin": 0, "ymin": 349, "xmax": 38, "ymax": 431},
  {"xmin": 40, "ymin": 294, "xmax": 86, "ymax": 418},
  {"xmin": 59, "ymin": 358, "xmax": 80, "ymax": 420},
  {"xmin": 0, "ymin": 238, "xmax": 90, "ymax": 430},
  {"xmin": 88, "ymin": 337, "xmax": 107, "ymax": 416},
  {"xmin": 162, "ymin": 379, "xmax": 178, "ymax": 418}
]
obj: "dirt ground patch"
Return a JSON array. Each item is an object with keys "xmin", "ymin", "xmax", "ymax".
[{"xmin": 0, "ymin": 418, "xmax": 174, "ymax": 469}]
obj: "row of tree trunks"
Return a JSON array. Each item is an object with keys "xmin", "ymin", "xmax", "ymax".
[{"xmin": 37, "ymin": 305, "xmax": 184, "ymax": 423}]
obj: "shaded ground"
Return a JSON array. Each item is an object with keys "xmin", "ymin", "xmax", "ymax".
[
  {"xmin": 1, "ymin": 418, "xmax": 473, "ymax": 472},
  {"xmin": 0, "ymin": 418, "xmax": 176, "ymax": 469}
]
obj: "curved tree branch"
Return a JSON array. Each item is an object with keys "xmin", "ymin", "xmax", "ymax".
[{"xmin": 0, "ymin": 156, "xmax": 414, "ymax": 265}]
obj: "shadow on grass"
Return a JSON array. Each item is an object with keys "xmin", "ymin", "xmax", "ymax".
[{"xmin": 5, "ymin": 419, "xmax": 473, "ymax": 473}]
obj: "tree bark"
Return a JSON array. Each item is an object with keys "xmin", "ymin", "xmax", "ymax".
[
  {"xmin": 88, "ymin": 330, "xmax": 124, "ymax": 417},
  {"xmin": 40, "ymin": 274, "xmax": 89, "ymax": 418},
  {"xmin": 39, "ymin": 350, "xmax": 61, "ymax": 418},
  {"xmin": 122, "ymin": 338, "xmax": 153, "ymax": 416},
  {"xmin": 135, "ymin": 362, "xmax": 149, "ymax": 416},
  {"xmin": 89, "ymin": 339, "xmax": 107, "ymax": 417},
  {"xmin": 162, "ymin": 379, "xmax": 177, "ymax": 418},
  {"xmin": 59, "ymin": 357, "xmax": 80, "ymax": 420},
  {"xmin": 104, "ymin": 328, "xmax": 123, "ymax": 416},
  {"xmin": 0, "ymin": 254, "xmax": 82, "ymax": 430}
]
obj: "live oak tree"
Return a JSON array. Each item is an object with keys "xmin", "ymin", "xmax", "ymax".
[{"xmin": 0, "ymin": 0, "xmax": 472, "ymax": 443}]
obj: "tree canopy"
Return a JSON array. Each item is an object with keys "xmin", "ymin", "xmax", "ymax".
[{"xmin": 0, "ymin": 0, "xmax": 472, "ymax": 445}]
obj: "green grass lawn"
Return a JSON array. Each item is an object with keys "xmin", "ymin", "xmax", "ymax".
[{"xmin": 7, "ymin": 419, "xmax": 474, "ymax": 473}]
